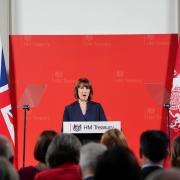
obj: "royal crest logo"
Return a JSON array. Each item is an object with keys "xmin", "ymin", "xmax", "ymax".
[
  {"xmin": 170, "ymin": 70, "xmax": 180, "ymax": 132},
  {"xmin": 73, "ymin": 124, "xmax": 82, "ymax": 132}
]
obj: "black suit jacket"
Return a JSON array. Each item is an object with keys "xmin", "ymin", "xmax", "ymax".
[
  {"xmin": 84, "ymin": 176, "xmax": 94, "ymax": 180},
  {"xmin": 141, "ymin": 166, "xmax": 163, "ymax": 180},
  {"xmin": 63, "ymin": 101, "xmax": 107, "ymax": 122}
]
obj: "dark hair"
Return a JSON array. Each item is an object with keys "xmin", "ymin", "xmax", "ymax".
[
  {"xmin": 46, "ymin": 133, "xmax": 81, "ymax": 168},
  {"xmin": 94, "ymin": 146, "xmax": 141, "ymax": 180},
  {"xmin": 171, "ymin": 136, "xmax": 180, "ymax": 168},
  {"xmin": 74, "ymin": 78, "xmax": 93, "ymax": 101},
  {"xmin": 140, "ymin": 130, "xmax": 169, "ymax": 162},
  {"xmin": 34, "ymin": 130, "xmax": 57, "ymax": 163},
  {"xmin": 100, "ymin": 129, "xmax": 128, "ymax": 149}
]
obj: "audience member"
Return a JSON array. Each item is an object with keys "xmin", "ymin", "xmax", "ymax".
[
  {"xmin": 0, "ymin": 157, "xmax": 19, "ymax": 180},
  {"xmin": 139, "ymin": 130, "xmax": 169, "ymax": 180},
  {"xmin": 0, "ymin": 135, "xmax": 14, "ymax": 163},
  {"xmin": 171, "ymin": 135, "xmax": 180, "ymax": 168},
  {"xmin": 100, "ymin": 128, "xmax": 128, "ymax": 149},
  {"xmin": 146, "ymin": 169, "xmax": 180, "ymax": 180},
  {"xmin": 19, "ymin": 130, "xmax": 57, "ymax": 180},
  {"xmin": 34, "ymin": 133, "xmax": 82, "ymax": 180},
  {"xmin": 94, "ymin": 145, "xmax": 141, "ymax": 180},
  {"xmin": 80, "ymin": 142, "xmax": 107, "ymax": 180}
]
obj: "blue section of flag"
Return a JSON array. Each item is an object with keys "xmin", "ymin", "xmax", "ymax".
[
  {"xmin": 0, "ymin": 42, "xmax": 15, "ymax": 144},
  {"xmin": 0, "ymin": 49, "xmax": 8, "ymax": 87}
]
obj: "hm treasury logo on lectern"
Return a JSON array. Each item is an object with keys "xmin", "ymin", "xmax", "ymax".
[{"xmin": 73, "ymin": 124, "xmax": 82, "ymax": 132}]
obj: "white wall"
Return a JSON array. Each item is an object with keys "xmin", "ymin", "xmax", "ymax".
[{"xmin": 11, "ymin": 0, "xmax": 178, "ymax": 35}]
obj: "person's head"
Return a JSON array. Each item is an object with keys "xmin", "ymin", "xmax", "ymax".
[
  {"xmin": 0, "ymin": 157, "xmax": 19, "ymax": 180},
  {"xmin": 171, "ymin": 136, "xmax": 180, "ymax": 168},
  {"xmin": 74, "ymin": 78, "xmax": 93, "ymax": 101},
  {"xmin": 0, "ymin": 135, "xmax": 14, "ymax": 164},
  {"xmin": 100, "ymin": 129, "xmax": 128, "ymax": 149},
  {"xmin": 146, "ymin": 169, "xmax": 180, "ymax": 180},
  {"xmin": 94, "ymin": 145, "xmax": 141, "ymax": 180},
  {"xmin": 80, "ymin": 142, "xmax": 107, "ymax": 177},
  {"xmin": 34, "ymin": 130, "xmax": 57, "ymax": 164},
  {"xmin": 46, "ymin": 133, "xmax": 81, "ymax": 168},
  {"xmin": 140, "ymin": 130, "xmax": 169, "ymax": 163}
]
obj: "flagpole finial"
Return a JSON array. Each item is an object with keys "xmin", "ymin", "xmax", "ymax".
[
  {"xmin": 164, "ymin": 104, "xmax": 170, "ymax": 109},
  {"xmin": 22, "ymin": 105, "xmax": 30, "ymax": 111}
]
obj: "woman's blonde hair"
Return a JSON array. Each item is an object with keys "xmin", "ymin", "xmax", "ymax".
[{"xmin": 100, "ymin": 128, "xmax": 128, "ymax": 149}]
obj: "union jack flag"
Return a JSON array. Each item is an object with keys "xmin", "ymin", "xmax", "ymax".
[{"xmin": 0, "ymin": 37, "xmax": 14, "ymax": 144}]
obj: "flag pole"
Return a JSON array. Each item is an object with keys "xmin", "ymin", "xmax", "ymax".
[
  {"xmin": 22, "ymin": 105, "xmax": 30, "ymax": 168},
  {"xmin": 164, "ymin": 103, "xmax": 171, "ymax": 152}
]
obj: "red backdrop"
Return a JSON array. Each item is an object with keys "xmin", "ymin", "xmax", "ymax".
[{"xmin": 9, "ymin": 34, "xmax": 178, "ymax": 168}]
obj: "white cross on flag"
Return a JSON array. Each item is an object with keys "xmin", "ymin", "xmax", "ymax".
[{"xmin": 0, "ymin": 36, "xmax": 15, "ymax": 144}]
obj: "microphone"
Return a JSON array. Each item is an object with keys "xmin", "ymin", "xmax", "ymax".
[{"xmin": 164, "ymin": 104, "xmax": 170, "ymax": 108}]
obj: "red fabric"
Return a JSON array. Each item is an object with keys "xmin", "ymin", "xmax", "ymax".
[{"xmin": 34, "ymin": 163, "xmax": 82, "ymax": 180}]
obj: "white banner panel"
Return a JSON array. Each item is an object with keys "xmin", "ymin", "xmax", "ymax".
[{"xmin": 63, "ymin": 121, "xmax": 121, "ymax": 134}]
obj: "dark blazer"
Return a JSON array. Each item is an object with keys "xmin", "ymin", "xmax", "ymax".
[
  {"xmin": 141, "ymin": 166, "xmax": 163, "ymax": 180},
  {"xmin": 84, "ymin": 176, "xmax": 94, "ymax": 180},
  {"xmin": 63, "ymin": 101, "xmax": 107, "ymax": 122},
  {"xmin": 19, "ymin": 166, "xmax": 40, "ymax": 180}
]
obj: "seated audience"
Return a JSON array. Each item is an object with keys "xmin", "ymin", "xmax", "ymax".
[
  {"xmin": 100, "ymin": 128, "xmax": 128, "ymax": 149},
  {"xmin": 0, "ymin": 157, "xmax": 19, "ymax": 180},
  {"xmin": 80, "ymin": 142, "xmax": 107, "ymax": 180},
  {"xmin": 19, "ymin": 130, "xmax": 57, "ymax": 180},
  {"xmin": 139, "ymin": 130, "xmax": 169, "ymax": 180},
  {"xmin": 34, "ymin": 133, "xmax": 82, "ymax": 180},
  {"xmin": 146, "ymin": 169, "xmax": 180, "ymax": 180},
  {"xmin": 94, "ymin": 145, "xmax": 141, "ymax": 180},
  {"xmin": 0, "ymin": 135, "xmax": 14, "ymax": 163},
  {"xmin": 171, "ymin": 135, "xmax": 180, "ymax": 168}
]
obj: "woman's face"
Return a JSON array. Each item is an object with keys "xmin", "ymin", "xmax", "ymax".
[{"xmin": 78, "ymin": 84, "xmax": 90, "ymax": 102}]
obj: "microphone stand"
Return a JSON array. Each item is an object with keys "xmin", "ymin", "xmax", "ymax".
[
  {"xmin": 164, "ymin": 103, "xmax": 171, "ymax": 152},
  {"xmin": 22, "ymin": 104, "xmax": 30, "ymax": 168}
]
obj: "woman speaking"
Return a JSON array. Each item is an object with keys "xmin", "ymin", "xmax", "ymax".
[{"xmin": 63, "ymin": 78, "xmax": 107, "ymax": 122}]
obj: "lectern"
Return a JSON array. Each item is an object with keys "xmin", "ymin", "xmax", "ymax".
[{"xmin": 63, "ymin": 121, "xmax": 121, "ymax": 144}]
